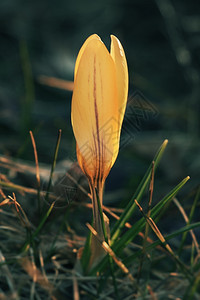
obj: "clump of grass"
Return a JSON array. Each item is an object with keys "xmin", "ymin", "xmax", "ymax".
[{"xmin": 0, "ymin": 138, "xmax": 200, "ymax": 299}]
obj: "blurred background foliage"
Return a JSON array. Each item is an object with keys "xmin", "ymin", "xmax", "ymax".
[{"xmin": 0, "ymin": 0, "xmax": 199, "ymax": 201}]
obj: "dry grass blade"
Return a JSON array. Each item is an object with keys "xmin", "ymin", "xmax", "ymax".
[
  {"xmin": 86, "ymin": 223, "xmax": 134, "ymax": 283},
  {"xmin": 0, "ymin": 187, "xmax": 6, "ymax": 199},
  {"xmin": 39, "ymin": 249, "xmax": 48, "ymax": 284},
  {"xmin": 8, "ymin": 193, "xmax": 31, "ymax": 229},
  {"xmin": 0, "ymin": 198, "xmax": 10, "ymax": 207},
  {"xmin": 0, "ymin": 180, "xmax": 39, "ymax": 195},
  {"xmin": 72, "ymin": 270, "xmax": 80, "ymax": 300},
  {"xmin": 0, "ymin": 174, "xmax": 25, "ymax": 196},
  {"xmin": 39, "ymin": 75, "xmax": 74, "ymax": 91},
  {"xmin": 29, "ymin": 248, "xmax": 36, "ymax": 300},
  {"xmin": 0, "ymin": 250, "xmax": 19, "ymax": 300},
  {"xmin": 135, "ymin": 200, "xmax": 192, "ymax": 280},
  {"xmin": 29, "ymin": 130, "xmax": 41, "ymax": 214},
  {"xmin": 0, "ymin": 155, "xmax": 50, "ymax": 178},
  {"xmin": 20, "ymin": 256, "xmax": 66, "ymax": 300},
  {"xmin": 138, "ymin": 161, "xmax": 155, "ymax": 283},
  {"xmin": 0, "ymin": 177, "xmax": 124, "ymax": 217},
  {"xmin": 147, "ymin": 284, "xmax": 158, "ymax": 300},
  {"xmin": 99, "ymin": 205, "xmax": 165, "ymax": 254},
  {"xmin": 173, "ymin": 197, "xmax": 199, "ymax": 254},
  {"xmin": 29, "ymin": 131, "xmax": 41, "ymax": 189},
  {"xmin": 135, "ymin": 200, "xmax": 175, "ymax": 255}
]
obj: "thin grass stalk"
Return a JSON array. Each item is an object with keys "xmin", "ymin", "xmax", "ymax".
[
  {"xmin": 173, "ymin": 197, "xmax": 199, "ymax": 255},
  {"xmin": 90, "ymin": 176, "xmax": 190, "ymax": 275},
  {"xmin": 111, "ymin": 139, "xmax": 168, "ymax": 245},
  {"xmin": 29, "ymin": 131, "xmax": 41, "ymax": 215},
  {"xmin": 113, "ymin": 177, "xmax": 190, "ymax": 254},
  {"xmin": 8, "ymin": 193, "xmax": 33, "ymax": 253},
  {"xmin": 72, "ymin": 270, "xmax": 80, "ymax": 300},
  {"xmin": 183, "ymin": 271, "xmax": 200, "ymax": 300},
  {"xmin": 137, "ymin": 161, "xmax": 155, "ymax": 287},
  {"xmin": 44, "ymin": 129, "xmax": 62, "ymax": 206},
  {"xmin": 123, "ymin": 221, "xmax": 200, "ymax": 266},
  {"xmin": 135, "ymin": 200, "xmax": 193, "ymax": 281},
  {"xmin": 178, "ymin": 185, "xmax": 200, "ymax": 256}
]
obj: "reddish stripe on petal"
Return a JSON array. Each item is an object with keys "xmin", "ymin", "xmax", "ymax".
[{"xmin": 93, "ymin": 55, "xmax": 101, "ymax": 187}]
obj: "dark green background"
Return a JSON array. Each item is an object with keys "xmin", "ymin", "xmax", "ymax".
[{"xmin": 0, "ymin": 0, "xmax": 199, "ymax": 197}]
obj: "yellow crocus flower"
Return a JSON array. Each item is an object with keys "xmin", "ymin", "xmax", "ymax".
[{"xmin": 71, "ymin": 34, "xmax": 128, "ymax": 259}]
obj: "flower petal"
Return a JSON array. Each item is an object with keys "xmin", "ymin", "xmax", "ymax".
[
  {"xmin": 71, "ymin": 38, "xmax": 119, "ymax": 184},
  {"xmin": 110, "ymin": 35, "xmax": 129, "ymax": 129},
  {"xmin": 74, "ymin": 34, "xmax": 101, "ymax": 80}
]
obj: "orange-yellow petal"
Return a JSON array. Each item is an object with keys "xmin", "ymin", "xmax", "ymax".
[
  {"xmin": 71, "ymin": 38, "xmax": 119, "ymax": 184},
  {"xmin": 74, "ymin": 34, "xmax": 101, "ymax": 80},
  {"xmin": 110, "ymin": 35, "xmax": 129, "ymax": 130}
]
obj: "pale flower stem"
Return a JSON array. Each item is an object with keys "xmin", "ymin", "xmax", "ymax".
[
  {"xmin": 88, "ymin": 181, "xmax": 106, "ymax": 267},
  {"xmin": 89, "ymin": 182, "xmax": 104, "ymax": 239},
  {"xmin": 98, "ymin": 181, "xmax": 104, "ymax": 206}
]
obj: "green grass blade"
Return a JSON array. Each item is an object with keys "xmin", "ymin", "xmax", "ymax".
[
  {"xmin": 183, "ymin": 271, "xmax": 200, "ymax": 300},
  {"xmin": 178, "ymin": 185, "xmax": 200, "ymax": 255},
  {"xmin": 81, "ymin": 224, "xmax": 92, "ymax": 273},
  {"xmin": 32, "ymin": 202, "xmax": 55, "ymax": 239},
  {"xmin": 123, "ymin": 221, "xmax": 200, "ymax": 266},
  {"xmin": 135, "ymin": 200, "xmax": 192, "ymax": 281},
  {"xmin": 21, "ymin": 201, "xmax": 55, "ymax": 252},
  {"xmin": 113, "ymin": 176, "xmax": 190, "ymax": 253},
  {"xmin": 90, "ymin": 176, "xmax": 190, "ymax": 275},
  {"xmin": 194, "ymin": 258, "xmax": 200, "ymax": 272},
  {"xmin": 95, "ymin": 188, "xmax": 108, "ymax": 244},
  {"xmin": 111, "ymin": 139, "xmax": 168, "ymax": 244},
  {"xmin": 95, "ymin": 188, "xmax": 119, "ymax": 299}
]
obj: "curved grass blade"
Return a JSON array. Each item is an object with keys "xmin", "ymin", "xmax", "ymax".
[
  {"xmin": 113, "ymin": 176, "xmax": 190, "ymax": 253},
  {"xmin": 95, "ymin": 188, "xmax": 119, "ymax": 299},
  {"xmin": 123, "ymin": 221, "xmax": 200, "ymax": 266},
  {"xmin": 183, "ymin": 271, "xmax": 200, "ymax": 300},
  {"xmin": 178, "ymin": 185, "xmax": 200, "ymax": 256},
  {"xmin": 135, "ymin": 200, "xmax": 192, "ymax": 281},
  {"xmin": 137, "ymin": 161, "xmax": 155, "ymax": 284},
  {"xmin": 29, "ymin": 131, "xmax": 41, "ymax": 216},
  {"xmin": 90, "ymin": 176, "xmax": 190, "ymax": 275},
  {"xmin": 111, "ymin": 139, "xmax": 168, "ymax": 245}
]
